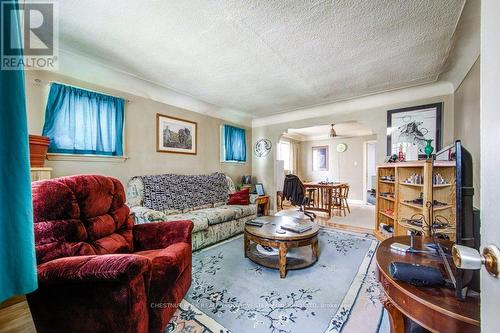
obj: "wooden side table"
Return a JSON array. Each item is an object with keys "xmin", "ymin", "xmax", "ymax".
[
  {"xmin": 255, "ymin": 195, "xmax": 270, "ymax": 216},
  {"xmin": 376, "ymin": 236, "xmax": 480, "ymax": 333}
]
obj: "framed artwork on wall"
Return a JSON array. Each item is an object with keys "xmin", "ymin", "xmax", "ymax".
[
  {"xmin": 312, "ymin": 146, "xmax": 328, "ymax": 171},
  {"xmin": 254, "ymin": 138, "xmax": 272, "ymax": 157},
  {"xmin": 386, "ymin": 103, "xmax": 442, "ymax": 157},
  {"xmin": 156, "ymin": 113, "xmax": 197, "ymax": 155}
]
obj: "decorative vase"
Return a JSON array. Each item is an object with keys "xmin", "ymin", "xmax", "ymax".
[
  {"xmin": 424, "ymin": 139, "xmax": 434, "ymax": 159},
  {"xmin": 29, "ymin": 135, "xmax": 50, "ymax": 167}
]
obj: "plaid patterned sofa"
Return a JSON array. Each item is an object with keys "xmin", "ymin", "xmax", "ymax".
[{"xmin": 127, "ymin": 172, "xmax": 256, "ymax": 250}]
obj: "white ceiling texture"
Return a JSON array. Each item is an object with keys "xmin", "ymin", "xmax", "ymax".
[
  {"xmin": 56, "ymin": 0, "xmax": 466, "ymax": 119},
  {"xmin": 287, "ymin": 122, "xmax": 374, "ymax": 141}
]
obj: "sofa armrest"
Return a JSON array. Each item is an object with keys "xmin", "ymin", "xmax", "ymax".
[
  {"xmin": 130, "ymin": 206, "xmax": 169, "ymax": 224},
  {"xmin": 37, "ymin": 254, "xmax": 151, "ymax": 285},
  {"xmin": 133, "ymin": 220, "xmax": 194, "ymax": 251},
  {"xmin": 126, "ymin": 176, "xmax": 145, "ymax": 208}
]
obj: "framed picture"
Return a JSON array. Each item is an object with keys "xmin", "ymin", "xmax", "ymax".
[
  {"xmin": 242, "ymin": 175, "xmax": 252, "ymax": 185},
  {"xmin": 386, "ymin": 103, "xmax": 442, "ymax": 157},
  {"xmin": 255, "ymin": 183, "xmax": 265, "ymax": 196},
  {"xmin": 156, "ymin": 113, "xmax": 197, "ymax": 155},
  {"xmin": 312, "ymin": 146, "xmax": 328, "ymax": 171}
]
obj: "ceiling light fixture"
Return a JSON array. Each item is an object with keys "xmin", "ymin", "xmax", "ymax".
[{"xmin": 329, "ymin": 123, "xmax": 337, "ymax": 138}]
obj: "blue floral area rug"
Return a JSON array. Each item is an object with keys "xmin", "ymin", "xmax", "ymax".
[{"xmin": 165, "ymin": 228, "xmax": 388, "ymax": 333}]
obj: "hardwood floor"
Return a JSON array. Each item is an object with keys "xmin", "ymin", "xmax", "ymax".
[
  {"xmin": 0, "ymin": 298, "xmax": 35, "ymax": 333},
  {"xmin": 276, "ymin": 207, "xmax": 375, "ymax": 235},
  {"xmin": 315, "ymin": 213, "xmax": 374, "ymax": 234}
]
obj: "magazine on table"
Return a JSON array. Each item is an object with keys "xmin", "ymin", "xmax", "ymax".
[
  {"xmin": 280, "ymin": 222, "xmax": 314, "ymax": 233},
  {"xmin": 246, "ymin": 218, "xmax": 270, "ymax": 227}
]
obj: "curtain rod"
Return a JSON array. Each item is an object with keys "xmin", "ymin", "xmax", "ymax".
[{"xmin": 33, "ymin": 78, "xmax": 131, "ymax": 103}]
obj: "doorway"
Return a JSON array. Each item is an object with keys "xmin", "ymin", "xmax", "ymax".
[{"xmin": 363, "ymin": 140, "xmax": 377, "ymax": 205}]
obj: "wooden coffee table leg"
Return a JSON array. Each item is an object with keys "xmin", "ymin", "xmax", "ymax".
[
  {"xmin": 279, "ymin": 242, "xmax": 288, "ymax": 278},
  {"xmin": 311, "ymin": 237, "xmax": 319, "ymax": 260},
  {"xmin": 244, "ymin": 233, "xmax": 249, "ymax": 258}
]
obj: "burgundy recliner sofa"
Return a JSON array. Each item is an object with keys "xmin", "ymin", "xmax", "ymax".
[{"xmin": 27, "ymin": 175, "xmax": 193, "ymax": 333}]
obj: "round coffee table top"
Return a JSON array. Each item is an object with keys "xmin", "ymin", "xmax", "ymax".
[{"xmin": 244, "ymin": 216, "xmax": 319, "ymax": 241}]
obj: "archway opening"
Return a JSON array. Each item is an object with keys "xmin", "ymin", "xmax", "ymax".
[{"xmin": 275, "ymin": 121, "xmax": 377, "ymax": 231}]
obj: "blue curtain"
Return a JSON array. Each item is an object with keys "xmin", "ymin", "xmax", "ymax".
[
  {"xmin": 224, "ymin": 124, "xmax": 246, "ymax": 162},
  {"xmin": 42, "ymin": 83, "xmax": 125, "ymax": 156},
  {"xmin": 0, "ymin": 0, "xmax": 38, "ymax": 302}
]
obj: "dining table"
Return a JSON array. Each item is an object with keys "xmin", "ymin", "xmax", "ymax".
[{"xmin": 302, "ymin": 182, "xmax": 347, "ymax": 217}]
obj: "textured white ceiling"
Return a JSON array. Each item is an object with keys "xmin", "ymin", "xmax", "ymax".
[
  {"xmin": 56, "ymin": 0, "xmax": 465, "ymax": 117},
  {"xmin": 287, "ymin": 122, "xmax": 373, "ymax": 141}
]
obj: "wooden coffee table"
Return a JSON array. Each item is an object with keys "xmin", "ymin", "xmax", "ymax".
[{"xmin": 244, "ymin": 216, "xmax": 320, "ymax": 278}]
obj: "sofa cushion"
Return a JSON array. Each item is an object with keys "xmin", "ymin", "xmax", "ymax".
[
  {"xmin": 227, "ymin": 188, "xmax": 250, "ymax": 205},
  {"xmin": 163, "ymin": 213, "xmax": 209, "ymax": 233},
  {"xmin": 190, "ymin": 207, "xmax": 238, "ymax": 226},
  {"xmin": 182, "ymin": 204, "xmax": 212, "ymax": 213},
  {"xmin": 163, "ymin": 208, "xmax": 182, "ymax": 216},
  {"xmin": 131, "ymin": 206, "xmax": 168, "ymax": 224},
  {"xmin": 221, "ymin": 204, "xmax": 256, "ymax": 219}
]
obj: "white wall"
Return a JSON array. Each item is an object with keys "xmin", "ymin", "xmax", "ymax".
[
  {"xmin": 25, "ymin": 70, "xmax": 252, "ymax": 185},
  {"xmin": 454, "ymin": 58, "xmax": 481, "ymax": 208},
  {"xmin": 366, "ymin": 142, "xmax": 377, "ymax": 191}
]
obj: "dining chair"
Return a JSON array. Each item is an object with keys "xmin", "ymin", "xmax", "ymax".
[
  {"xmin": 332, "ymin": 186, "xmax": 342, "ymax": 216},
  {"xmin": 306, "ymin": 188, "xmax": 317, "ymax": 207},
  {"xmin": 340, "ymin": 184, "xmax": 350, "ymax": 215},
  {"xmin": 332, "ymin": 184, "xmax": 350, "ymax": 216}
]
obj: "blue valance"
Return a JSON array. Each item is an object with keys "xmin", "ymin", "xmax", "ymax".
[
  {"xmin": 42, "ymin": 83, "xmax": 124, "ymax": 156},
  {"xmin": 224, "ymin": 124, "xmax": 246, "ymax": 162}
]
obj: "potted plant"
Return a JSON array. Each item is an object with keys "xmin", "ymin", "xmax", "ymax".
[{"xmin": 29, "ymin": 135, "xmax": 50, "ymax": 167}]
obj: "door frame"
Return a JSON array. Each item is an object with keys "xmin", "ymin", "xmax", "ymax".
[
  {"xmin": 363, "ymin": 140, "xmax": 377, "ymax": 204},
  {"xmin": 480, "ymin": 1, "xmax": 500, "ymax": 330}
]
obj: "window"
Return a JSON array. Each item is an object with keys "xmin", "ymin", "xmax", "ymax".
[
  {"xmin": 42, "ymin": 83, "xmax": 125, "ymax": 156},
  {"xmin": 221, "ymin": 124, "xmax": 246, "ymax": 162},
  {"xmin": 277, "ymin": 140, "xmax": 291, "ymax": 171}
]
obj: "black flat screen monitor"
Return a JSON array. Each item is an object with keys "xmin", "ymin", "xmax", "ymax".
[{"xmin": 454, "ymin": 140, "xmax": 480, "ymax": 300}]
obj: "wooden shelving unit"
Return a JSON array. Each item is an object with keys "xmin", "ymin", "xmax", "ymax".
[
  {"xmin": 379, "ymin": 196, "xmax": 395, "ymax": 202},
  {"xmin": 399, "ymin": 182, "xmax": 423, "ymax": 188},
  {"xmin": 374, "ymin": 165, "xmax": 397, "ymax": 240},
  {"xmin": 374, "ymin": 160, "xmax": 456, "ymax": 241}
]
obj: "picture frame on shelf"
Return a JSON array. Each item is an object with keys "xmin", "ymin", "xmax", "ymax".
[{"xmin": 255, "ymin": 183, "xmax": 265, "ymax": 196}]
